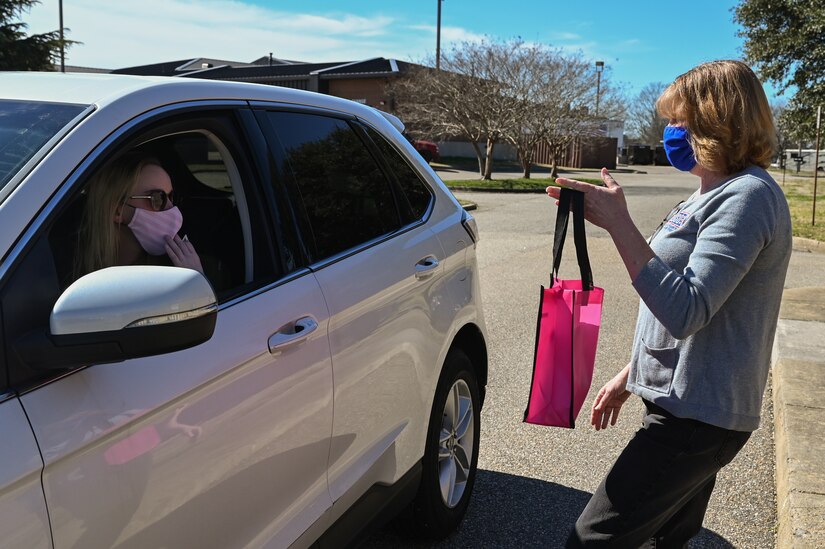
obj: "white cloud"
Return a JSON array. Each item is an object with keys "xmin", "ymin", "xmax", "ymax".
[
  {"xmin": 548, "ymin": 31, "xmax": 582, "ymax": 41},
  {"xmin": 24, "ymin": 0, "xmax": 404, "ymax": 68},
  {"xmin": 407, "ymin": 24, "xmax": 486, "ymax": 44}
]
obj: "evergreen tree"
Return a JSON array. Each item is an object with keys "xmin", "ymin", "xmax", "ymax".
[
  {"xmin": 734, "ymin": 0, "xmax": 825, "ymax": 139},
  {"xmin": 0, "ymin": 0, "xmax": 74, "ymax": 71}
]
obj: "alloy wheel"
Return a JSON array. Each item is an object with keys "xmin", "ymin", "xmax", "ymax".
[{"xmin": 437, "ymin": 378, "xmax": 475, "ymax": 508}]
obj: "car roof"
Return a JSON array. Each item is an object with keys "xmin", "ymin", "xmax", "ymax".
[{"xmin": 0, "ymin": 72, "xmax": 380, "ymax": 120}]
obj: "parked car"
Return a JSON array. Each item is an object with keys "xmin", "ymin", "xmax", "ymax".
[
  {"xmin": 0, "ymin": 72, "xmax": 487, "ymax": 549},
  {"xmin": 403, "ymin": 133, "xmax": 441, "ymax": 163},
  {"xmin": 414, "ymin": 139, "xmax": 441, "ymax": 163}
]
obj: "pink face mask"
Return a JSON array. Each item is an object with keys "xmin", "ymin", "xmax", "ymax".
[{"xmin": 127, "ymin": 206, "xmax": 183, "ymax": 256}]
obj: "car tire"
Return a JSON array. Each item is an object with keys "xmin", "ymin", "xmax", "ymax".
[
  {"xmin": 398, "ymin": 348, "xmax": 480, "ymax": 539},
  {"xmin": 420, "ymin": 150, "xmax": 433, "ymax": 163}
]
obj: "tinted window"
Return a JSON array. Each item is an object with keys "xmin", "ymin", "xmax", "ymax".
[
  {"xmin": 265, "ymin": 112, "xmax": 401, "ymax": 261},
  {"xmin": 363, "ymin": 126, "xmax": 433, "ymax": 222},
  {"xmin": 0, "ymin": 100, "xmax": 86, "ymax": 197}
]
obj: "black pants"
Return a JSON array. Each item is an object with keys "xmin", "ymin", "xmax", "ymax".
[{"xmin": 566, "ymin": 400, "xmax": 751, "ymax": 549}]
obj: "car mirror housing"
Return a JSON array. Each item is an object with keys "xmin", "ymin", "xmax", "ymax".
[
  {"xmin": 51, "ymin": 266, "xmax": 216, "ymax": 334},
  {"xmin": 16, "ymin": 266, "xmax": 218, "ymax": 370}
]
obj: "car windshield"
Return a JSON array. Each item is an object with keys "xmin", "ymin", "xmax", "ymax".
[{"xmin": 0, "ymin": 99, "xmax": 87, "ymax": 196}]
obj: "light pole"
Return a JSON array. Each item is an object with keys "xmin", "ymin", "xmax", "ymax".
[
  {"xmin": 59, "ymin": 0, "xmax": 65, "ymax": 72},
  {"xmin": 814, "ymin": 105, "xmax": 821, "ymax": 226},
  {"xmin": 436, "ymin": 0, "xmax": 443, "ymax": 71},
  {"xmin": 595, "ymin": 60, "xmax": 604, "ymax": 116}
]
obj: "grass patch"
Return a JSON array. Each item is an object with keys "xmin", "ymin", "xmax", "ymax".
[
  {"xmin": 778, "ymin": 175, "xmax": 825, "ymax": 241},
  {"xmin": 447, "ymin": 177, "xmax": 603, "ymax": 191}
]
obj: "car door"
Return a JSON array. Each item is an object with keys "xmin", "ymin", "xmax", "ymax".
[
  {"xmin": 253, "ymin": 109, "xmax": 449, "ymax": 505},
  {"xmin": 1, "ymin": 107, "xmax": 334, "ymax": 549},
  {"xmin": 0, "ymin": 394, "xmax": 51, "ymax": 549}
]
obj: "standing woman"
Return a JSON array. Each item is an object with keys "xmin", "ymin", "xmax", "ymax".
[{"xmin": 547, "ymin": 60, "xmax": 792, "ymax": 547}]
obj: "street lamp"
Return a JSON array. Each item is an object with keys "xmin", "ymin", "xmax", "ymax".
[{"xmin": 595, "ymin": 60, "xmax": 604, "ymax": 116}]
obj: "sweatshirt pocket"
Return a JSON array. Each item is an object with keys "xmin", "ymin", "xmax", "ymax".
[{"xmin": 637, "ymin": 339, "xmax": 679, "ymax": 394}]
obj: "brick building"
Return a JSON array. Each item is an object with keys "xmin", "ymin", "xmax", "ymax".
[{"xmin": 111, "ymin": 56, "xmax": 415, "ymax": 113}]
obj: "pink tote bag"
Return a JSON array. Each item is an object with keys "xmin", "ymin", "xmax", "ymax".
[{"xmin": 524, "ymin": 189, "xmax": 604, "ymax": 428}]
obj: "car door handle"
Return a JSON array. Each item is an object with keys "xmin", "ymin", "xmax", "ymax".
[
  {"xmin": 268, "ymin": 316, "xmax": 319, "ymax": 353},
  {"xmin": 415, "ymin": 256, "xmax": 440, "ymax": 280}
]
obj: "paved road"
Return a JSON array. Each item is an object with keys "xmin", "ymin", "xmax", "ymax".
[{"xmin": 365, "ymin": 166, "xmax": 780, "ymax": 548}]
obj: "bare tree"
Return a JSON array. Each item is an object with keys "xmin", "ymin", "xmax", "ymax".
[
  {"xmin": 392, "ymin": 39, "xmax": 522, "ymax": 179},
  {"xmin": 539, "ymin": 56, "xmax": 625, "ymax": 178},
  {"xmin": 502, "ymin": 49, "xmax": 626, "ymax": 178},
  {"xmin": 392, "ymin": 39, "xmax": 625, "ymax": 180},
  {"xmin": 501, "ymin": 44, "xmax": 568, "ymax": 179},
  {"xmin": 626, "ymin": 82, "xmax": 668, "ymax": 146}
]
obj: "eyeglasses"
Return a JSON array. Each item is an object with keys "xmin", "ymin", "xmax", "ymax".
[{"xmin": 129, "ymin": 189, "xmax": 174, "ymax": 211}]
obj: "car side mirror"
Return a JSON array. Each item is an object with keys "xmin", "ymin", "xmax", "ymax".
[{"xmin": 15, "ymin": 266, "xmax": 218, "ymax": 370}]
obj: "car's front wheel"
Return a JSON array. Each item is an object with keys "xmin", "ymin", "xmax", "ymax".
[{"xmin": 401, "ymin": 348, "xmax": 480, "ymax": 539}]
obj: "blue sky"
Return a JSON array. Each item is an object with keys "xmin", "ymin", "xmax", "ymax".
[{"xmin": 26, "ymin": 0, "xmax": 778, "ymax": 99}]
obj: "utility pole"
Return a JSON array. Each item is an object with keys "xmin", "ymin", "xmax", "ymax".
[
  {"xmin": 59, "ymin": 0, "xmax": 65, "ymax": 72},
  {"xmin": 814, "ymin": 105, "xmax": 821, "ymax": 226},
  {"xmin": 436, "ymin": 0, "xmax": 443, "ymax": 71},
  {"xmin": 595, "ymin": 60, "xmax": 604, "ymax": 116}
]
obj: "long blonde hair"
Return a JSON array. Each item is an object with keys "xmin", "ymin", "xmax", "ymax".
[
  {"xmin": 74, "ymin": 153, "xmax": 163, "ymax": 279},
  {"xmin": 656, "ymin": 60, "xmax": 777, "ymax": 175}
]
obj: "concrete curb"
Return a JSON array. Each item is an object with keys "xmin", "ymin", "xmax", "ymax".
[
  {"xmin": 792, "ymin": 237, "xmax": 825, "ymax": 254},
  {"xmin": 772, "ymin": 286, "xmax": 825, "ymax": 548},
  {"xmin": 447, "ymin": 186, "xmax": 547, "ymax": 194}
]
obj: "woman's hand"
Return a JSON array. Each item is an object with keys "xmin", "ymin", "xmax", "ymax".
[
  {"xmin": 546, "ymin": 168, "xmax": 632, "ymax": 236},
  {"xmin": 165, "ymin": 234, "xmax": 204, "ymax": 274},
  {"xmin": 548, "ymin": 168, "xmax": 655, "ymax": 281},
  {"xmin": 591, "ymin": 365, "xmax": 632, "ymax": 431}
]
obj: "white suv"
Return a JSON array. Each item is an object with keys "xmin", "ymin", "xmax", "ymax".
[{"xmin": 0, "ymin": 73, "xmax": 487, "ymax": 548}]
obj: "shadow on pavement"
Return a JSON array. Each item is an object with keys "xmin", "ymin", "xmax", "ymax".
[
  {"xmin": 362, "ymin": 469, "xmax": 736, "ymax": 548},
  {"xmin": 363, "ymin": 469, "xmax": 587, "ymax": 548}
]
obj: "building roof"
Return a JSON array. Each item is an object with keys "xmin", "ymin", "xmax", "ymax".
[
  {"xmin": 112, "ymin": 59, "xmax": 197, "ymax": 76},
  {"xmin": 112, "ymin": 56, "xmax": 416, "ymax": 82},
  {"xmin": 249, "ymin": 55, "xmax": 307, "ymax": 66},
  {"xmin": 55, "ymin": 65, "xmax": 113, "ymax": 74},
  {"xmin": 113, "ymin": 57, "xmax": 257, "ymax": 77}
]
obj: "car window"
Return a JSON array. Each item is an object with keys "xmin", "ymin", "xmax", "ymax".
[
  {"xmin": 0, "ymin": 100, "xmax": 87, "ymax": 197},
  {"xmin": 361, "ymin": 125, "xmax": 433, "ymax": 223},
  {"xmin": 261, "ymin": 111, "xmax": 402, "ymax": 262},
  {"xmin": 173, "ymin": 136, "xmax": 233, "ymax": 192},
  {"xmin": 47, "ymin": 131, "xmax": 252, "ymax": 296},
  {"xmin": 139, "ymin": 132, "xmax": 251, "ymax": 295},
  {"xmin": 2, "ymin": 111, "xmax": 281, "ymax": 391}
]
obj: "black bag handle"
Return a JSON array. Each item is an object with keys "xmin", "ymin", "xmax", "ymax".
[{"xmin": 551, "ymin": 188, "xmax": 594, "ymax": 289}]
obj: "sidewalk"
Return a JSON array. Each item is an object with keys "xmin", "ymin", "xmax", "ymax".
[{"xmin": 773, "ymin": 237, "xmax": 825, "ymax": 547}]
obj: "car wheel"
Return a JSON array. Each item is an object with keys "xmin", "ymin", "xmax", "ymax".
[
  {"xmin": 400, "ymin": 348, "xmax": 480, "ymax": 539},
  {"xmin": 420, "ymin": 150, "xmax": 433, "ymax": 163}
]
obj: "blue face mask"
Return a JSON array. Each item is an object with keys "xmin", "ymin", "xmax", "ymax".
[{"xmin": 663, "ymin": 125, "xmax": 697, "ymax": 172}]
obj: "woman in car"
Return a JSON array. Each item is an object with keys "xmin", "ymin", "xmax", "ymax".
[
  {"xmin": 74, "ymin": 152, "xmax": 203, "ymax": 279},
  {"xmin": 547, "ymin": 60, "xmax": 792, "ymax": 547}
]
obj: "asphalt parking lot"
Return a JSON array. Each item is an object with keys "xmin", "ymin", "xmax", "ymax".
[{"xmin": 365, "ymin": 166, "xmax": 779, "ymax": 548}]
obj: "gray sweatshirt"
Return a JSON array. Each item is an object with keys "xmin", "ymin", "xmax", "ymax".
[{"xmin": 627, "ymin": 166, "xmax": 792, "ymax": 431}]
